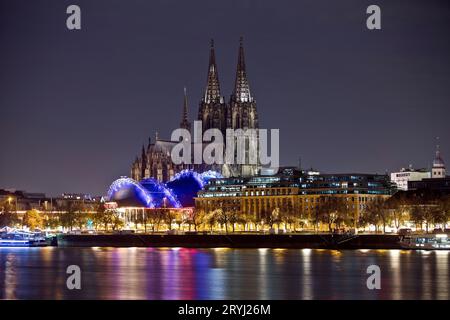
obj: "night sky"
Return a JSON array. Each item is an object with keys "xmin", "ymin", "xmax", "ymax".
[{"xmin": 0, "ymin": 0, "xmax": 449, "ymax": 196}]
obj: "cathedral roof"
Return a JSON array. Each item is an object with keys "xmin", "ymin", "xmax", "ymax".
[{"xmin": 148, "ymin": 140, "xmax": 177, "ymax": 156}]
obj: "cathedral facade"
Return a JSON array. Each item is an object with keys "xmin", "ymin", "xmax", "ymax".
[{"xmin": 131, "ymin": 37, "xmax": 260, "ymax": 182}]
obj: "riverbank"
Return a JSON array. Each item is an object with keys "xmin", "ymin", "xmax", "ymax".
[{"xmin": 56, "ymin": 233, "xmax": 403, "ymax": 249}]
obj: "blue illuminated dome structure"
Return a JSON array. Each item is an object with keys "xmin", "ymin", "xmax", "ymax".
[
  {"xmin": 107, "ymin": 170, "xmax": 222, "ymax": 208},
  {"xmin": 140, "ymin": 178, "xmax": 181, "ymax": 208},
  {"xmin": 107, "ymin": 177, "xmax": 154, "ymax": 208},
  {"xmin": 165, "ymin": 170, "xmax": 223, "ymax": 207}
]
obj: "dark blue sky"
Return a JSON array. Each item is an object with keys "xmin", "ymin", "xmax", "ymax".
[{"xmin": 0, "ymin": 0, "xmax": 449, "ymax": 196}]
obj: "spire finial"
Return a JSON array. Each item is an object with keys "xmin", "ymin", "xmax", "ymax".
[
  {"xmin": 240, "ymin": 35, "xmax": 243, "ymax": 46},
  {"xmin": 210, "ymin": 38, "xmax": 214, "ymax": 48}
]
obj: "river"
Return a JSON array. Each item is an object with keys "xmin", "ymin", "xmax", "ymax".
[{"xmin": 0, "ymin": 247, "xmax": 448, "ymax": 299}]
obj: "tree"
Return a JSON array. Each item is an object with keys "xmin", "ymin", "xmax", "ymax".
[
  {"xmin": 359, "ymin": 200, "xmax": 390, "ymax": 233},
  {"xmin": 0, "ymin": 200, "xmax": 19, "ymax": 227},
  {"xmin": 279, "ymin": 201, "xmax": 295, "ymax": 231},
  {"xmin": 75, "ymin": 208, "xmax": 88, "ymax": 230},
  {"xmin": 390, "ymin": 199, "xmax": 407, "ymax": 230},
  {"xmin": 263, "ymin": 208, "xmax": 280, "ymax": 230},
  {"xmin": 92, "ymin": 202, "xmax": 108, "ymax": 231},
  {"xmin": 205, "ymin": 210, "xmax": 217, "ymax": 232},
  {"xmin": 360, "ymin": 199, "xmax": 391, "ymax": 233},
  {"xmin": 308, "ymin": 205, "xmax": 320, "ymax": 233},
  {"xmin": 147, "ymin": 209, "xmax": 165, "ymax": 232},
  {"xmin": 23, "ymin": 209, "xmax": 44, "ymax": 230},
  {"xmin": 422, "ymin": 206, "xmax": 437, "ymax": 233},
  {"xmin": 258, "ymin": 208, "xmax": 272, "ymax": 231},
  {"xmin": 386, "ymin": 195, "xmax": 409, "ymax": 230},
  {"xmin": 110, "ymin": 210, "xmax": 124, "ymax": 231},
  {"xmin": 317, "ymin": 197, "xmax": 351, "ymax": 233},
  {"xmin": 188, "ymin": 209, "xmax": 206, "ymax": 231},
  {"xmin": 59, "ymin": 201, "xmax": 77, "ymax": 231},
  {"xmin": 227, "ymin": 208, "xmax": 241, "ymax": 232},
  {"xmin": 431, "ymin": 205, "xmax": 447, "ymax": 229},
  {"xmin": 164, "ymin": 209, "xmax": 176, "ymax": 230},
  {"xmin": 409, "ymin": 206, "xmax": 424, "ymax": 231},
  {"xmin": 215, "ymin": 208, "xmax": 230, "ymax": 233},
  {"xmin": 244, "ymin": 211, "xmax": 261, "ymax": 232},
  {"xmin": 44, "ymin": 213, "xmax": 60, "ymax": 230},
  {"xmin": 442, "ymin": 196, "xmax": 450, "ymax": 228}
]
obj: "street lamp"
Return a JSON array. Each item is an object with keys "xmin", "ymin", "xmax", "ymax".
[{"xmin": 6, "ymin": 196, "xmax": 18, "ymax": 226}]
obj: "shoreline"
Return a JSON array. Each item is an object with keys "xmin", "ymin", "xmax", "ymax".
[{"xmin": 56, "ymin": 234, "xmax": 405, "ymax": 249}]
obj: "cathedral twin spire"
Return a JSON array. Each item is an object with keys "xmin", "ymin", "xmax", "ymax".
[
  {"xmin": 194, "ymin": 37, "xmax": 257, "ymax": 133},
  {"xmin": 232, "ymin": 36, "xmax": 253, "ymax": 103},
  {"xmin": 179, "ymin": 37, "xmax": 257, "ymax": 135},
  {"xmin": 203, "ymin": 39, "xmax": 223, "ymax": 104},
  {"xmin": 203, "ymin": 37, "xmax": 253, "ymax": 104}
]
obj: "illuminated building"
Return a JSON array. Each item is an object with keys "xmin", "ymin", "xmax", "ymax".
[
  {"xmin": 195, "ymin": 168, "xmax": 394, "ymax": 229},
  {"xmin": 107, "ymin": 170, "xmax": 222, "ymax": 209},
  {"xmin": 390, "ymin": 166, "xmax": 430, "ymax": 191},
  {"xmin": 131, "ymin": 37, "xmax": 259, "ymax": 182},
  {"xmin": 107, "ymin": 170, "xmax": 223, "ymax": 229},
  {"xmin": 408, "ymin": 177, "xmax": 450, "ymax": 193},
  {"xmin": 431, "ymin": 144, "xmax": 446, "ymax": 178},
  {"xmin": 391, "ymin": 144, "xmax": 447, "ymax": 191},
  {"xmin": 408, "ymin": 144, "xmax": 448, "ymax": 193}
]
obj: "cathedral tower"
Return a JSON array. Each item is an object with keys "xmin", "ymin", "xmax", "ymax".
[
  {"xmin": 180, "ymin": 87, "xmax": 191, "ymax": 131},
  {"xmin": 226, "ymin": 37, "xmax": 259, "ymax": 177},
  {"xmin": 229, "ymin": 36, "xmax": 258, "ymax": 130},
  {"xmin": 198, "ymin": 39, "xmax": 227, "ymax": 133},
  {"xmin": 432, "ymin": 143, "xmax": 446, "ymax": 178}
]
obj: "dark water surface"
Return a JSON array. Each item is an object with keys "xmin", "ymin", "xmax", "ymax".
[{"xmin": 0, "ymin": 247, "xmax": 448, "ymax": 300}]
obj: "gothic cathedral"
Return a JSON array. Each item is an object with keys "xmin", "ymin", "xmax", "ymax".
[{"xmin": 131, "ymin": 37, "xmax": 259, "ymax": 182}]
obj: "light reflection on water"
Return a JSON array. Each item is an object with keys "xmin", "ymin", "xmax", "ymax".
[{"xmin": 0, "ymin": 247, "xmax": 449, "ymax": 300}]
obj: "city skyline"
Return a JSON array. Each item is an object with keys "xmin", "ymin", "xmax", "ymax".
[{"xmin": 1, "ymin": 0, "xmax": 449, "ymax": 196}]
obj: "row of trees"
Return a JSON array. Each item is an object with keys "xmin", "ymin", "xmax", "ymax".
[
  {"xmin": 54, "ymin": 202, "xmax": 123, "ymax": 231},
  {"xmin": 360, "ymin": 195, "xmax": 450, "ymax": 233},
  {"xmin": 0, "ymin": 200, "xmax": 124, "ymax": 231},
  {"xmin": 2, "ymin": 193, "xmax": 450, "ymax": 233},
  {"xmin": 189, "ymin": 194, "xmax": 450, "ymax": 234},
  {"xmin": 0, "ymin": 200, "xmax": 20, "ymax": 227}
]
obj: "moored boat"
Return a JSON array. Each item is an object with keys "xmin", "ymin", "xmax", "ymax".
[
  {"xmin": 0, "ymin": 227, "xmax": 51, "ymax": 247},
  {"xmin": 401, "ymin": 233, "xmax": 450, "ymax": 250}
]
